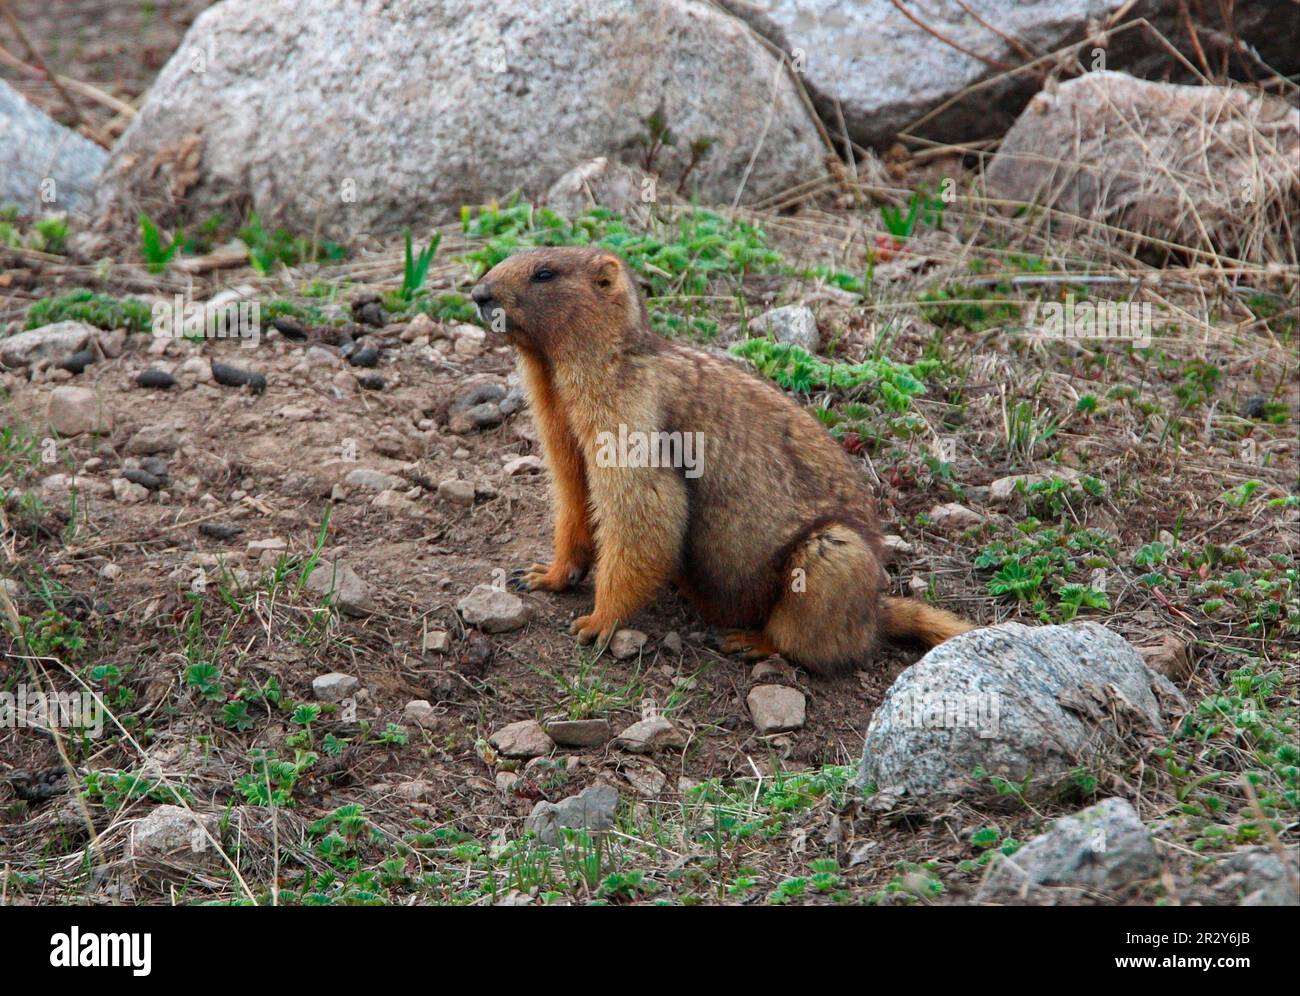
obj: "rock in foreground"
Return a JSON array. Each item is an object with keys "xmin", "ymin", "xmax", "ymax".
[{"xmin": 857, "ymin": 622, "xmax": 1169, "ymax": 801}]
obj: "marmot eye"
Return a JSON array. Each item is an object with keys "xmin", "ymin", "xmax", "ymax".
[{"xmin": 532, "ymin": 268, "xmax": 556, "ymax": 283}]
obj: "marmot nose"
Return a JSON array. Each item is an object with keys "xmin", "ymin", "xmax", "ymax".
[{"xmin": 470, "ymin": 282, "xmax": 494, "ymax": 306}]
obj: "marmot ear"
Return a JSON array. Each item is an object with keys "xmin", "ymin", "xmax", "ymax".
[{"xmin": 592, "ymin": 254, "xmax": 624, "ymax": 293}]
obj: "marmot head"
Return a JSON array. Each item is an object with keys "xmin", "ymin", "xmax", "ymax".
[{"xmin": 471, "ymin": 247, "xmax": 649, "ymax": 356}]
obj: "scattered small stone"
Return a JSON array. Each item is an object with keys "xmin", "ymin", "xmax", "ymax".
[
  {"xmin": 136, "ymin": 368, "xmax": 177, "ymax": 390},
  {"xmin": 304, "ymin": 560, "xmax": 374, "ymax": 616},
  {"xmin": 503, "ymin": 454, "xmax": 543, "ymax": 476},
  {"xmin": 47, "ymin": 386, "xmax": 111, "ymax": 436},
  {"xmin": 246, "ymin": 537, "xmax": 287, "ymax": 556},
  {"xmin": 977, "ymin": 798, "xmax": 1159, "ymax": 904},
  {"xmin": 545, "ymin": 718, "xmax": 612, "ymax": 748},
  {"xmin": 1138, "ymin": 634, "xmax": 1192, "ymax": 682},
  {"xmin": 748, "ymin": 303, "xmax": 820, "ymax": 353},
  {"xmin": 609, "ymin": 629, "xmax": 647, "ymax": 660},
  {"xmin": 345, "ymin": 468, "xmax": 404, "ymax": 491},
  {"xmin": 498, "ymin": 385, "xmax": 526, "ymax": 416},
  {"xmin": 881, "ymin": 534, "xmax": 914, "ymax": 559},
  {"xmin": 437, "ymin": 478, "xmax": 476, "ymax": 505},
  {"xmin": 403, "ymin": 700, "xmax": 437, "ymax": 726},
  {"xmin": 524, "ymin": 784, "xmax": 618, "ymax": 845},
  {"xmin": 99, "ymin": 563, "xmax": 123, "ymax": 581},
  {"xmin": 490, "ymin": 719, "xmax": 554, "ymax": 759},
  {"xmin": 111, "ymin": 477, "xmax": 149, "ymax": 503},
  {"xmin": 928, "ymin": 502, "xmax": 983, "ymax": 530},
  {"xmin": 1241, "ymin": 395, "xmax": 1270, "ymax": 420},
  {"xmin": 423, "ymin": 630, "xmax": 451, "ymax": 653},
  {"xmin": 394, "ymin": 780, "xmax": 433, "ymax": 802},
  {"xmin": 311, "ymin": 672, "xmax": 359, "ymax": 702},
  {"xmin": 358, "ymin": 374, "xmax": 385, "ymax": 390},
  {"xmin": 458, "ymin": 584, "xmax": 532, "ymax": 633},
  {"xmin": 210, "ymin": 359, "xmax": 267, "ymax": 392},
  {"xmin": 614, "ymin": 716, "xmax": 685, "ymax": 754},
  {"xmin": 620, "ymin": 759, "xmax": 667, "ymax": 797},
  {"xmin": 129, "ymin": 805, "xmax": 222, "ymax": 871},
  {"xmin": 661, "ymin": 631, "xmax": 683, "ymax": 655},
  {"xmin": 747, "ymin": 684, "xmax": 806, "ymax": 734},
  {"xmin": 126, "ymin": 423, "xmax": 180, "ymax": 455}
]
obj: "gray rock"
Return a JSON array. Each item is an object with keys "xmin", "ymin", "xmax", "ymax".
[
  {"xmin": 524, "ymin": 784, "xmax": 619, "ymax": 846},
  {"xmin": 748, "ymin": 304, "xmax": 819, "ymax": 353},
  {"xmin": 490, "ymin": 719, "xmax": 554, "ymax": 759},
  {"xmin": 344, "ymin": 468, "xmax": 404, "ymax": 491},
  {"xmin": 986, "ymin": 72, "xmax": 1300, "ymax": 254},
  {"xmin": 1, "ymin": 79, "xmax": 107, "ymax": 212},
  {"xmin": 458, "ymin": 583, "xmax": 532, "ymax": 633},
  {"xmin": 545, "ymin": 718, "xmax": 612, "ymax": 748},
  {"xmin": 0, "ymin": 321, "xmax": 93, "ymax": 368},
  {"xmin": 126, "ymin": 423, "xmax": 180, "ymax": 455},
  {"xmin": 92, "ymin": 0, "xmax": 823, "ymax": 240},
  {"xmin": 614, "ymin": 716, "xmax": 685, "ymax": 754},
  {"xmin": 609, "ymin": 629, "xmax": 648, "ymax": 660},
  {"xmin": 403, "ymin": 700, "xmax": 437, "ymax": 727},
  {"xmin": 928, "ymin": 502, "xmax": 983, "ymax": 530},
  {"xmin": 304, "ymin": 560, "xmax": 373, "ymax": 616},
  {"xmin": 857, "ymin": 622, "xmax": 1169, "ymax": 800},
  {"xmin": 449, "ymin": 381, "xmax": 506, "ymax": 416},
  {"xmin": 47, "ymin": 386, "xmax": 111, "ymax": 436},
  {"xmin": 661, "ymin": 631, "xmax": 683, "ymax": 655},
  {"xmin": 128, "ymin": 805, "xmax": 222, "ymax": 871},
  {"xmin": 1203, "ymin": 847, "xmax": 1300, "ymax": 907},
  {"xmin": 977, "ymin": 798, "xmax": 1160, "ymax": 904},
  {"xmin": 502, "ymin": 455, "xmax": 543, "ymax": 476},
  {"xmin": 111, "ymin": 477, "xmax": 149, "ymax": 504},
  {"xmin": 747, "ymin": 684, "xmax": 806, "ymax": 734},
  {"xmin": 437, "ymin": 478, "xmax": 477, "ymax": 505},
  {"xmin": 718, "ymin": 2, "xmax": 1296, "ymax": 148},
  {"xmin": 311, "ymin": 672, "xmax": 359, "ymax": 703}
]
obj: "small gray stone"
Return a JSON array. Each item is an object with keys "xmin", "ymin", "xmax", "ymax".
[
  {"xmin": 490, "ymin": 719, "xmax": 554, "ymax": 759},
  {"xmin": 304, "ymin": 560, "xmax": 373, "ymax": 616},
  {"xmin": 748, "ymin": 304, "xmax": 820, "ymax": 353},
  {"xmin": 129, "ymin": 805, "xmax": 222, "ymax": 871},
  {"xmin": 503, "ymin": 455, "xmax": 543, "ymax": 476},
  {"xmin": 747, "ymin": 684, "xmax": 806, "ymax": 734},
  {"xmin": 609, "ymin": 629, "xmax": 648, "ymax": 660},
  {"xmin": 111, "ymin": 477, "xmax": 149, "ymax": 504},
  {"xmin": 437, "ymin": 478, "xmax": 476, "ymax": 506},
  {"xmin": 928, "ymin": 502, "xmax": 983, "ymax": 530},
  {"xmin": 458, "ymin": 584, "xmax": 531, "ymax": 633},
  {"xmin": 977, "ymin": 798, "xmax": 1160, "ymax": 904},
  {"xmin": 423, "ymin": 630, "xmax": 451, "ymax": 653},
  {"xmin": 312, "ymin": 672, "xmax": 359, "ymax": 702},
  {"xmin": 403, "ymin": 700, "xmax": 437, "ymax": 726},
  {"xmin": 661, "ymin": 631, "xmax": 683, "ymax": 655},
  {"xmin": 614, "ymin": 717, "xmax": 685, "ymax": 754},
  {"xmin": 524, "ymin": 784, "xmax": 619, "ymax": 846},
  {"xmin": 47, "ymin": 386, "xmax": 111, "ymax": 436},
  {"xmin": 545, "ymin": 718, "xmax": 612, "ymax": 748},
  {"xmin": 126, "ymin": 423, "xmax": 180, "ymax": 455},
  {"xmin": 345, "ymin": 468, "xmax": 404, "ymax": 491}
]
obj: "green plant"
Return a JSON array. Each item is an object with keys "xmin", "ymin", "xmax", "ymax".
[
  {"xmin": 140, "ymin": 212, "xmax": 182, "ymax": 273},
  {"xmin": 401, "ymin": 228, "xmax": 441, "ymax": 300},
  {"xmin": 25, "ymin": 288, "xmax": 153, "ymax": 332}
]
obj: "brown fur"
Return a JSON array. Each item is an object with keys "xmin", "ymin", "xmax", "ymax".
[{"xmin": 471, "ymin": 246, "xmax": 973, "ymax": 675}]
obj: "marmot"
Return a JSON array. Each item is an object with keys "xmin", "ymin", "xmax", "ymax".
[{"xmin": 471, "ymin": 246, "xmax": 972, "ymax": 676}]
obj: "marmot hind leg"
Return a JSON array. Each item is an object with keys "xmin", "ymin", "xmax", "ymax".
[{"xmin": 763, "ymin": 523, "xmax": 882, "ymax": 676}]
